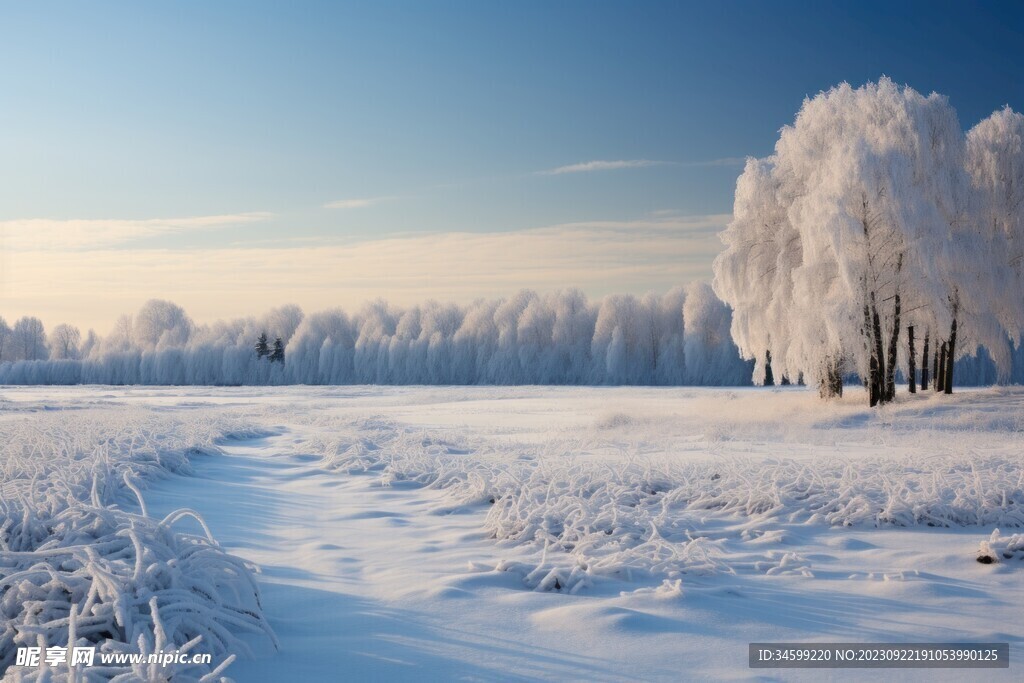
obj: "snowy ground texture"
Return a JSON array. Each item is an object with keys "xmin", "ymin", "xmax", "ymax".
[{"xmin": 1, "ymin": 386, "xmax": 1022, "ymax": 681}]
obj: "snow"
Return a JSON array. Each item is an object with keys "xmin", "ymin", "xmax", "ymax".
[
  {"xmin": 0, "ymin": 404, "xmax": 275, "ymax": 681},
  {"xmin": 2, "ymin": 385, "xmax": 1022, "ymax": 680}
]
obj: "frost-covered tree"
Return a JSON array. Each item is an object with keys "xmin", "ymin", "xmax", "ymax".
[
  {"xmin": 450, "ymin": 298, "xmax": 499, "ymax": 384},
  {"xmin": 353, "ymin": 300, "xmax": 396, "ymax": 383},
  {"xmin": 489, "ymin": 291, "xmax": 535, "ymax": 383},
  {"xmin": 261, "ymin": 304, "xmax": 305, "ymax": 347},
  {"xmin": 967, "ymin": 106, "xmax": 1024, "ymax": 351},
  {"xmin": 778, "ymin": 79, "xmax": 951, "ymax": 404},
  {"xmin": 287, "ymin": 309, "xmax": 355, "ymax": 384},
  {"xmin": 105, "ymin": 314, "xmax": 134, "ymax": 353},
  {"xmin": 270, "ymin": 337, "xmax": 285, "ymax": 364},
  {"xmin": 714, "ymin": 78, "xmax": 1018, "ymax": 405},
  {"xmin": 48, "ymin": 323, "xmax": 82, "ymax": 360},
  {"xmin": 133, "ymin": 299, "xmax": 193, "ymax": 350},
  {"xmin": 517, "ymin": 295, "xmax": 556, "ymax": 383},
  {"xmin": 592, "ymin": 295, "xmax": 642, "ymax": 384},
  {"xmin": 255, "ymin": 332, "xmax": 270, "ymax": 359},
  {"xmin": 0, "ymin": 316, "xmax": 10, "ymax": 362},
  {"xmin": 12, "ymin": 316, "xmax": 47, "ymax": 361},
  {"xmin": 683, "ymin": 282, "xmax": 750, "ymax": 385},
  {"xmin": 648, "ymin": 287, "xmax": 687, "ymax": 385},
  {"xmin": 80, "ymin": 329, "xmax": 99, "ymax": 360},
  {"xmin": 550, "ymin": 289, "xmax": 596, "ymax": 384},
  {"xmin": 713, "ymin": 156, "xmax": 800, "ymax": 387}
]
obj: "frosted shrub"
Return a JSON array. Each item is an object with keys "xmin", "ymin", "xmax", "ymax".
[{"xmin": 0, "ymin": 408, "xmax": 275, "ymax": 680}]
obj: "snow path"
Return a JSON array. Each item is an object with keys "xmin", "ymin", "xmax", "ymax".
[
  {"xmin": 143, "ymin": 432, "xmax": 684, "ymax": 682},
  {"xmin": 144, "ymin": 433, "xmax": 489, "ymax": 681}
]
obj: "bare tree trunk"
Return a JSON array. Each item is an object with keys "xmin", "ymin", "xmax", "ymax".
[
  {"xmin": 920, "ymin": 331, "xmax": 930, "ymax": 390},
  {"xmin": 829, "ymin": 358, "xmax": 843, "ymax": 398},
  {"xmin": 884, "ymin": 292, "xmax": 901, "ymax": 401},
  {"xmin": 907, "ymin": 325, "xmax": 916, "ymax": 394},
  {"xmin": 883, "ymin": 255, "xmax": 903, "ymax": 402},
  {"xmin": 944, "ymin": 318, "xmax": 957, "ymax": 395},
  {"xmin": 819, "ymin": 357, "xmax": 843, "ymax": 399},
  {"xmin": 932, "ymin": 345, "xmax": 940, "ymax": 391},
  {"xmin": 868, "ymin": 354, "xmax": 879, "ymax": 406},
  {"xmin": 764, "ymin": 350, "xmax": 775, "ymax": 386},
  {"xmin": 937, "ymin": 342, "xmax": 947, "ymax": 392},
  {"xmin": 870, "ymin": 295, "xmax": 885, "ymax": 406},
  {"xmin": 862, "ymin": 303, "xmax": 872, "ymax": 397}
]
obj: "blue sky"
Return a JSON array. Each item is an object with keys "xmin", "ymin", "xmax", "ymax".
[{"xmin": 2, "ymin": 1, "xmax": 1023, "ymax": 330}]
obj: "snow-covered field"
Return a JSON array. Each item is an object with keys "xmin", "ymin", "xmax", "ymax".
[{"xmin": 2, "ymin": 385, "xmax": 1022, "ymax": 681}]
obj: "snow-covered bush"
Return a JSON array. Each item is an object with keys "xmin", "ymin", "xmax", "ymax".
[
  {"xmin": 977, "ymin": 529, "xmax": 1024, "ymax": 564},
  {"xmin": 0, "ymin": 407, "xmax": 275, "ymax": 680}
]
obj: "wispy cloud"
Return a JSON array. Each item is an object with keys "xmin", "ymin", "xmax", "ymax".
[
  {"xmin": 1, "ymin": 214, "xmax": 730, "ymax": 331},
  {"xmin": 540, "ymin": 159, "xmax": 667, "ymax": 175},
  {"xmin": 540, "ymin": 157, "xmax": 744, "ymax": 175},
  {"xmin": 683, "ymin": 157, "xmax": 746, "ymax": 167},
  {"xmin": 323, "ymin": 196, "xmax": 393, "ymax": 209},
  {"xmin": 0, "ymin": 212, "xmax": 273, "ymax": 251}
]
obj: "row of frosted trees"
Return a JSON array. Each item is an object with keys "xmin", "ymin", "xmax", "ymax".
[
  {"xmin": 0, "ymin": 286, "xmax": 755, "ymax": 386},
  {"xmin": 713, "ymin": 79, "xmax": 1024, "ymax": 405}
]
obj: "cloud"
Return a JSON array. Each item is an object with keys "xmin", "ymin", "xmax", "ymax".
[
  {"xmin": 323, "ymin": 197, "xmax": 393, "ymax": 209},
  {"xmin": 0, "ymin": 214, "xmax": 730, "ymax": 332},
  {"xmin": 0, "ymin": 212, "xmax": 272, "ymax": 251},
  {"xmin": 540, "ymin": 158, "xmax": 745, "ymax": 175},
  {"xmin": 540, "ymin": 160, "xmax": 666, "ymax": 175}
]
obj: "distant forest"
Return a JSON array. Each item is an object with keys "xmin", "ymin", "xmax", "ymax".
[{"xmin": 1, "ymin": 286, "xmax": 1020, "ymax": 387}]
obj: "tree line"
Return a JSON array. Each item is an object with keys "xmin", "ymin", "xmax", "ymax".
[
  {"xmin": 0, "ymin": 287, "xmax": 755, "ymax": 386},
  {"xmin": 2, "ymin": 288, "xmax": 1019, "ymax": 387}
]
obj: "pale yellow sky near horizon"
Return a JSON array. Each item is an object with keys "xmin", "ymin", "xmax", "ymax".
[{"xmin": 0, "ymin": 213, "xmax": 727, "ymax": 334}]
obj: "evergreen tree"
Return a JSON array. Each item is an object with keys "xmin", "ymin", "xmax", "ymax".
[
  {"xmin": 270, "ymin": 337, "xmax": 285, "ymax": 363},
  {"xmin": 255, "ymin": 332, "xmax": 270, "ymax": 359}
]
